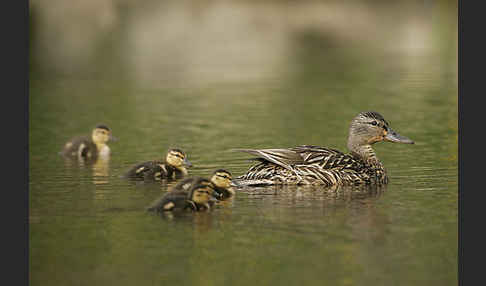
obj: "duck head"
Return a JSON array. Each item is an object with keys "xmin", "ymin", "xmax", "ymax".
[
  {"xmin": 210, "ymin": 169, "xmax": 233, "ymax": 189},
  {"xmin": 188, "ymin": 178, "xmax": 215, "ymax": 209},
  {"xmin": 165, "ymin": 148, "xmax": 192, "ymax": 170},
  {"xmin": 91, "ymin": 124, "xmax": 116, "ymax": 145},
  {"xmin": 347, "ymin": 111, "xmax": 414, "ymax": 158}
]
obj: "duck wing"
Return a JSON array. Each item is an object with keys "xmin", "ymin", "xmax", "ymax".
[
  {"xmin": 235, "ymin": 148, "xmax": 305, "ymax": 170},
  {"xmin": 291, "ymin": 145, "xmax": 364, "ymax": 170},
  {"xmin": 236, "ymin": 145, "xmax": 362, "ymax": 170},
  {"xmin": 290, "ymin": 145, "xmax": 343, "ymax": 162}
]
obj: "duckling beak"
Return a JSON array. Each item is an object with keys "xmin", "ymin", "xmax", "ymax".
[
  {"xmin": 230, "ymin": 179, "xmax": 242, "ymax": 187},
  {"xmin": 109, "ymin": 135, "xmax": 118, "ymax": 142},
  {"xmin": 384, "ymin": 129, "xmax": 414, "ymax": 144},
  {"xmin": 183, "ymin": 158, "xmax": 193, "ymax": 168}
]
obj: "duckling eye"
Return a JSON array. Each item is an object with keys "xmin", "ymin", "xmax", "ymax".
[
  {"xmin": 371, "ymin": 121, "xmax": 377, "ymax": 126},
  {"xmin": 171, "ymin": 153, "xmax": 184, "ymax": 159}
]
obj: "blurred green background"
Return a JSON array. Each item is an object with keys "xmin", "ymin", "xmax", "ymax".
[{"xmin": 29, "ymin": 1, "xmax": 457, "ymax": 286}]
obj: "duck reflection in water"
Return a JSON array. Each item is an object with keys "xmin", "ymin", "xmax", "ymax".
[
  {"xmin": 160, "ymin": 210, "xmax": 215, "ymax": 235},
  {"xmin": 92, "ymin": 156, "xmax": 110, "ymax": 185},
  {"xmin": 235, "ymin": 183, "xmax": 387, "ymax": 206},
  {"xmin": 62, "ymin": 150, "xmax": 111, "ymax": 185}
]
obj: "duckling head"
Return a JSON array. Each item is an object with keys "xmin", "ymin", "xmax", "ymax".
[
  {"xmin": 188, "ymin": 178, "xmax": 215, "ymax": 207},
  {"xmin": 210, "ymin": 169, "xmax": 233, "ymax": 189},
  {"xmin": 91, "ymin": 124, "xmax": 116, "ymax": 145},
  {"xmin": 165, "ymin": 148, "xmax": 192, "ymax": 170},
  {"xmin": 347, "ymin": 111, "xmax": 414, "ymax": 152}
]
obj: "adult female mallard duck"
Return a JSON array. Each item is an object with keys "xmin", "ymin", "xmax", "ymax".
[
  {"xmin": 172, "ymin": 169, "xmax": 235, "ymax": 200},
  {"xmin": 234, "ymin": 111, "xmax": 414, "ymax": 186},
  {"xmin": 60, "ymin": 124, "xmax": 116, "ymax": 160},
  {"xmin": 146, "ymin": 177, "xmax": 215, "ymax": 212},
  {"xmin": 123, "ymin": 148, "xmax": 192, "ymax": 181}
]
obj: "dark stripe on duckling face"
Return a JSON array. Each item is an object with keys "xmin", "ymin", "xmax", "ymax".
[
  {"xmin": 188, "ymin": 178, "xmax": 215, "ymax": 206},
  {"xmin": 211, "ymin": 169, "xmax": 233, "ymax": 188},
  {"xmin": 96, "ymin": 127, "xmax": 117, "ymax": 142},
  {"xmin": 92, "ymin": 127, "xmax": 112, "ymax": 144},
  {"xmin": 95, "ymin": 124, "xmax": 111, "ymax": 131},
  {"xmin": 168, "ymin": 148, "xmax": 186, "ymax": 157},
  {"xmin": 166, "ymin": 149, "xmax": 191, "ymax": 168},
  {"xmin": 186, "ymin": 177, "xmax": 212, "ymax": 196},
  {"xmin": 213, "ymin": 169, "xmax": 232, "ymax": 177}
]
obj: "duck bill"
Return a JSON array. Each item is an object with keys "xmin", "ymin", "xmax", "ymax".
[
  {"xmin": 384, "ymin": 129, "xmax": 414, "ymax": 144},
  {"xmin": 183, "ymin": 158, "xmax": 193, "ymax": 168},
  {"xmin": 230, "ymin": 180, "xmax": 242, "ymax": 187}
]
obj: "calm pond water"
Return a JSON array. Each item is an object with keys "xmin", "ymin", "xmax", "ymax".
[{"xmin": 29, "ymin": 1, "xmax": 457, "ymax": 286}]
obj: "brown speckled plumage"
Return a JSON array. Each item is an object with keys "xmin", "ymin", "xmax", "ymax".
[{"xmin": 235, "ymin": 111, "xmax": 414, "ymax": 186}]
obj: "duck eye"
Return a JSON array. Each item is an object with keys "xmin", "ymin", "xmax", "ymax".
[
  {"xmin": 371, "ymin": 121, "xmax": 377, "ymax": 126},
  {"xmin": 171, "ymin": 153, "xmax": 183, "ymax": 159}
]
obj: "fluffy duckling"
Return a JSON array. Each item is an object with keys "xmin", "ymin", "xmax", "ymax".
[
  {"xmin": 60, "ymin": 124, "xmax": 116, "ymax": 160},
  {"xmin": 208, "ymin": 169, "xmax": 235, "ymax": 200},
  {"xmin": 172, "ymin": 169, "xmax": 235, "ymax": 200},
  {"xmin": 123, "ymin": 148, "xmax": 192, "ymax": 181},
  {"xmin": 146, "ymin": 177, "xmax": 215, "ymax": 212}
]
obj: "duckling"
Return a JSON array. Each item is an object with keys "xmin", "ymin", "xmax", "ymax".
[
  {"xmin": 208, "ymin": 169, "xmax": 234, "ymax": 200},
  {"xmin": 172, "ymin": 169, "xmax": 235, "ymax": 200},
  {"xmin": 123, "ymin": 148, "xmax": 192, "ymax": 181},
  {"xmin": 234, "ymin": 111, "xmax": 414, "ymax": 186},
  {"xmin": 60, "ymin": 124, "xmax": 116, "ymax": 160},
  {"xmin": 146, "ymin": 177, "xmax": 215, "ymax": 212}
]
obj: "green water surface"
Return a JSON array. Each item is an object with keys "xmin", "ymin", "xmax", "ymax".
[{"xmin": 29, "ymin": 1, "xmax": 457, "ymax": 285}]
